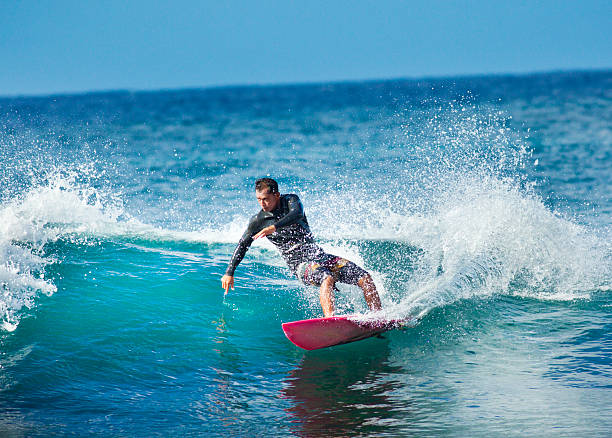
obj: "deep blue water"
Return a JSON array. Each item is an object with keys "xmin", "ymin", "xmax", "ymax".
[{"xmin": 1, "ymin": 70, "xmax": 611, "ymax": 436}]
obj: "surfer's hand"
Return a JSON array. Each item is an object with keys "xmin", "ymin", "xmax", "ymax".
[
  {"xmin": 221, "ymin": 275, "xmax": 234, "ymax": 295},
  {"xmin": 253, "ymin": 225, "xmax": 276, "ymax": 240}
]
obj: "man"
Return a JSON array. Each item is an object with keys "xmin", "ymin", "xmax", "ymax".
[{"xmin": 221, "ymin": 178, "xmax": 382, "ymax": 317}]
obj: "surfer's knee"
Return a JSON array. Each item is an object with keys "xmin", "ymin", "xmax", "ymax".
[
  {"xmin": 358, "ymin": 273, "xmax": 374, "ymax": 287},
  {"xmin": 321, "ymin": 274, "xmax": 335, "ymax": 288}
]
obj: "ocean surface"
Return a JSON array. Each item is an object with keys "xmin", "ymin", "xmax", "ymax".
[{"xmin": 1, "ymin": 70, "xmax": 611, "ymax": 436}]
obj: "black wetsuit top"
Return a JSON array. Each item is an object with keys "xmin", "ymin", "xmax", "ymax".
[{"xmin": 225, "ymin": 194, "xmax": 326, "ymax": 276}]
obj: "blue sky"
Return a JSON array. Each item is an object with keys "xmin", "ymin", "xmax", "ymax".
[{"xmin": 1, "ymin": 0, "xmax": 610, "ymax": 96}]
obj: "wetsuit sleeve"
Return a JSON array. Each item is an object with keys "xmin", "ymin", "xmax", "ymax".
[
  {"xmin": 225, "ymin": 220, "xmax": 257, "ymax": 276},
  {"xmin": 273, "ymin": 194, "xmax": 304, "ymax": 229}
]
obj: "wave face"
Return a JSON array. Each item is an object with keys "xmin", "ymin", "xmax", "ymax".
[{"xmin": 0, "ymin": 71, "xmax": 611, "ymax": 436}]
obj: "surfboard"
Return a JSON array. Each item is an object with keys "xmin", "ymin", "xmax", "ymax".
[{"xmin": 281, "ymin": 315, "xmax": 409, "ymax": 350}]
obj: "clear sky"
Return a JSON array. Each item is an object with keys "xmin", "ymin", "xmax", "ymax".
[{"xmin": 1, "ymin": 0, "xmax": 610, "ymax": 96}]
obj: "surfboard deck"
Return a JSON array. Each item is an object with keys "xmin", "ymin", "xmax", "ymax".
[{"xmin": 282, "ymin": 315, "xmax": 409, "ymax": 350}]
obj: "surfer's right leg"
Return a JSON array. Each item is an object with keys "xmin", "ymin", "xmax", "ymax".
[
  {"xmin": 297, "ymin": 260, "xmax": 337, "ymax": 317},
  {"xmin": 319, "ymin": 275, "xmax": 336, "ymax": 317}
]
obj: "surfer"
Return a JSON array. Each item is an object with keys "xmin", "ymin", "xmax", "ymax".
[{"xmin": 221, "ymin": 178, "xmax": 382, "ymax": 317}]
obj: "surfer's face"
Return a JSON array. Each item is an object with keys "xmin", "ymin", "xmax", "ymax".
[{"xmin": 256, "ymin": 189, "xmax": 280, "ymax": 212}]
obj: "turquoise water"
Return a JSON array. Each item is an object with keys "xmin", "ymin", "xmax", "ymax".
[{"xmin": 1, "ymin": 71, "xmax": 611, "ymax": 436}]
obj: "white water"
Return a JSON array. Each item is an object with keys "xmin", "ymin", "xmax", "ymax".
[{"xmin": 2, "ymin": 160, "xmax": 610, "ymax": 330}]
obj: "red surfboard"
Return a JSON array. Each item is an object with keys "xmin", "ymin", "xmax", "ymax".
[{"xmin": 281, "ymin": 315, "xmax": 410, "ymax": 350}]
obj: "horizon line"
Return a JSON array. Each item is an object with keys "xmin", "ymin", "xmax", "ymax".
[{"xmin": 1, "ymin": 67, "xmax": 610, "ymax": 100}]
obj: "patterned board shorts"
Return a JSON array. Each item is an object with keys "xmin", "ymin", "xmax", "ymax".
[{"xmin": 296, "ymin": 255, "xmax": 368, "ymax": 287}]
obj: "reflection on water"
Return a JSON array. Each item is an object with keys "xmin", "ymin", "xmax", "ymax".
[
  {"xmin": 282, "ymin": 338, "xmax": 409, "ymax": 437},
  {"xmin": 193, "ymin": 311, "xmax": 247, "ymax": 430}
]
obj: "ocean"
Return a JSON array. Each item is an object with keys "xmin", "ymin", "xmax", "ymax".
[{"xmin": 1, "ymin": 70, "xmax": 611, "ymax": 436}]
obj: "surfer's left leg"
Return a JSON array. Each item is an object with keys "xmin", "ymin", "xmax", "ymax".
[
  {"xmin": 330, "ymin": 258, "xmax": 383, "ymax": 312},
  {"xmin": 357, "ymin": 274, "xmax": 382, "ymax": 312}
]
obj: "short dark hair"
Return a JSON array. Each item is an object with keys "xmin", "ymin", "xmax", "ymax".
[{"xmin": 255, "ymin": 178, "xmax": 279, "ymax": 194}]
